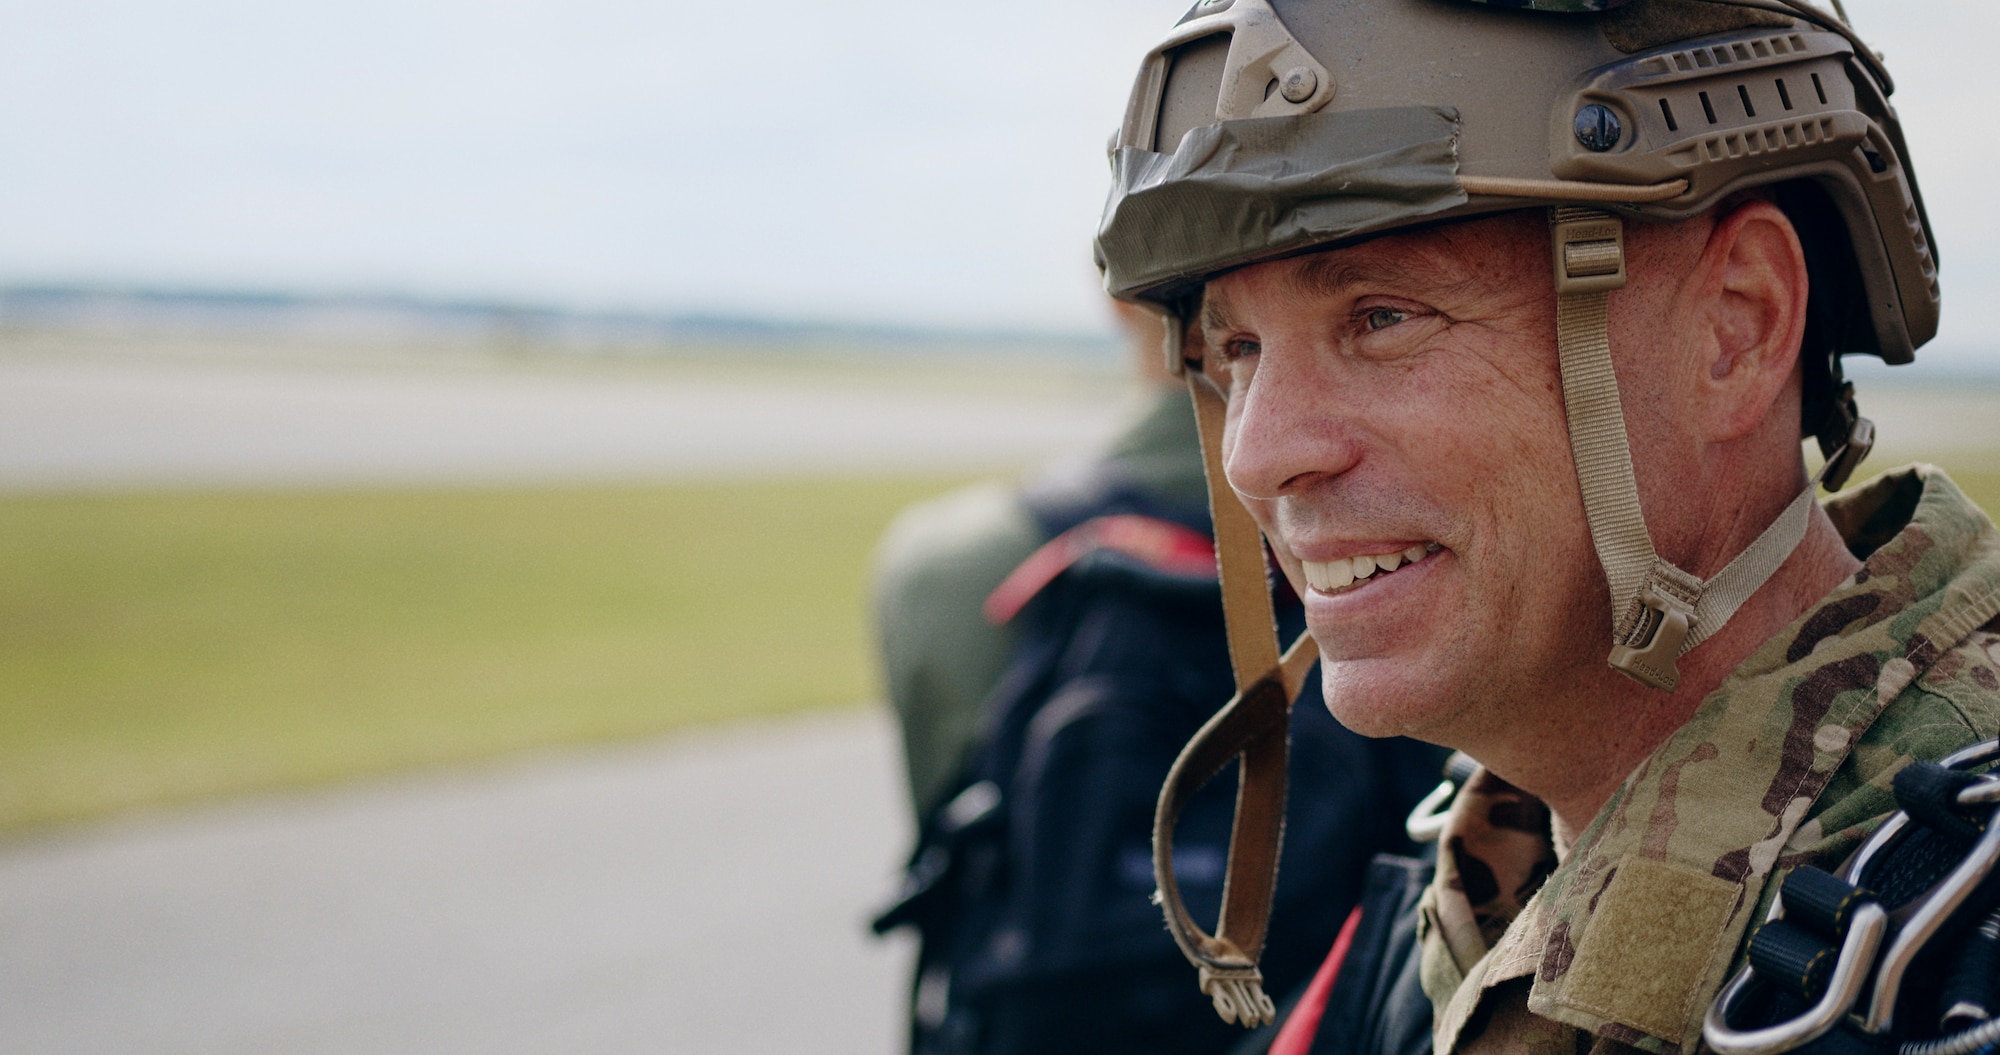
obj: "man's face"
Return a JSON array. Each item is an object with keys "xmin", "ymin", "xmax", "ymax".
[{"xmin": 1200, "ymin": 213, "xmax": 1634, "ymax": 745}]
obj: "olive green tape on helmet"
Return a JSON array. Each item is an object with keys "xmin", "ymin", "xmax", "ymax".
[
  {"xmin": 1466, "ymin": 0, "xmax": 1635, "ymax": 9},
  {"xmin": 1097, "ymin": 107, "xmax": 1467, "ymax": 306}
]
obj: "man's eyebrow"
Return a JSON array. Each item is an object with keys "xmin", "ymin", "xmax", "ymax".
[
  {"xmin": 1288, "ymin": 251, "xmax": 1475, "ymax": 302},
  {"xmin": 1200, "ymin": 291, "xmax": 1236, "ymax": 333}
]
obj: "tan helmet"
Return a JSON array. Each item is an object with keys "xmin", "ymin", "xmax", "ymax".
[
  {"xmin": 1098, "ymin": 0, "xmax": 1934, "ymax": 366},
  {"xmin": 1103, "ymin": 0, "xmax": 1939, "ymax": 1029}
]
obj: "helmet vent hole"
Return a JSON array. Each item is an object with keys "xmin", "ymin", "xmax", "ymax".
[
  {"xmin": 1699, "ymin": 90, "xmax": 1718, "ymax": 125},
  {"xmin": 1263, "ymin": 77, "xmax": 1279, "ymax": 102},
  {"xmin": 1659, "ymin": 98, "xmax": 1680, "ymax": 133},
  {"xmin": 1738, "ymin": 84, "xmax": 1757, "ymax": 119},
  {"xmin": 1811, "ymin": 73, "xmax": 1828, "ymax": 106},
  {"xmin": 1776, "ymin": 78, "xmax": 1794, "ymax": 111}
]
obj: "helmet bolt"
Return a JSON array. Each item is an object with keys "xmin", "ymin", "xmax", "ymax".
[
  {"xmin": 1279, "ymin": 67, "xmax": 1318, "ymax": 104},
  {"xmin": 1573, "ymin": 103, "xmax": 1622, "ymax": 152}
]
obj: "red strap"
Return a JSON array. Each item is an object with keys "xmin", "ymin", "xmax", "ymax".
[
  {"xmin": 982, "ymin": 514, "xmax": 1216, "ymax": 624},
  {"xmin": 1269, "ymin": 906, "xmax": 1365, "ymax": 1055}
]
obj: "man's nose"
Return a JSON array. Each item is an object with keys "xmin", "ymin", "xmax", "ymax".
[{"xmin": 1220, "ymin": 347, "xmax": 1361, "ymax": 502}]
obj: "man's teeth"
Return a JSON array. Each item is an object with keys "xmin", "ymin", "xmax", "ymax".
[{"xmin": 1302, "ymin": 543, "xmax": 1439, "ymax": 593}]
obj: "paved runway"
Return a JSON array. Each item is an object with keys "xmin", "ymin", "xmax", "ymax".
[
  {"xmin": 0, "ymin": 344, "xmax": 1094, "ymax": 1052},
  {"xmin": 0, "ymin": 352, "xmax": 1127, "ymax": 489},
  {"xmin": 0, "ymin": 709, "xmax": 913, "ymax": 1055}
]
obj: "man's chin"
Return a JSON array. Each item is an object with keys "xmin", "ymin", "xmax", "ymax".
[{"xmin": 1315, "ymin": 654, "xmax": 1465, "ymax": 741}]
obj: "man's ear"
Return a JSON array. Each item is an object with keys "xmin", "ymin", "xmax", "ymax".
[{"xmin": 1692, "ymin": 198, "xmax": 1810, "ymax": 444}]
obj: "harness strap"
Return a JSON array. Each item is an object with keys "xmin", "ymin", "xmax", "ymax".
[{"xmin": 1150, "ymin": 370, "xmax": 1315, "ymax": 1028}]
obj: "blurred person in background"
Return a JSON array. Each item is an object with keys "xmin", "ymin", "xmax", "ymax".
[{"xmin": 870, "ymin": 300, "xmax": 1448, "ymax": 1055}]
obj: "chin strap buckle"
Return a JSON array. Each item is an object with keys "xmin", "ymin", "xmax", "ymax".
[
  {"xmin": 1200, "ymin": 967, "xmax": 1276, "ymax": 1028},
  {"xmin": 1608, "ymin": 574, "xmax": 1698, "ymax": 692}
]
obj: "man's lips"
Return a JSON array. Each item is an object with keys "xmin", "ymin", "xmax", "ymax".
[{"xmin": 1300, "ymin": 542, "xmax": 1441, "ymax": 594}]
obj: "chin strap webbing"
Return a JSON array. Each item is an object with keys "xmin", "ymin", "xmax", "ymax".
[
  {"xmin": 1149, "ymin": 367, "xmax": 1317, "ymax": 1029},
  {"xmin": 1552, "ymin": 207, "xmax": 1859, "ymax": 692}
]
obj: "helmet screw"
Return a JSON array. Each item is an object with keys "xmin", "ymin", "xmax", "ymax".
[
  {"xmin": 1574, "ymin": 104, "xmax": 1622, "ymax": 152},
  {"xmin": 1279, "ymin": 67, "xmax": 1318, "ymax": 104}
]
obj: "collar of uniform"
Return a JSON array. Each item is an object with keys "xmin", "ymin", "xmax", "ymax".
[
  {"xmin": 1425, "ymin": 465, "xmax": 2000, "ymax": 1055},
  {"xmin": 1420, "ymin": 770, "xmax": 1560, "ymax": 1051},
  {"xmin": 1422, "ymin": 769, "xmax": 1555, "ymax": 975}
]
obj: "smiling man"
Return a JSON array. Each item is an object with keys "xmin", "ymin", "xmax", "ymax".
[
  {"xmin": 1204, "ymin": 205, "xmax": 1867, "ymax": 839},
  {"xmin": 1092, "ymin": 2, "xmax": 2000, "ymax": 1055}
]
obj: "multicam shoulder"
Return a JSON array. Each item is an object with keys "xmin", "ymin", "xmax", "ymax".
[
  {"xmin": 1779, "ymin": 616, "xmax": 2000, "ymax": 889},
  {"xmin": 1517, "ymin": 468, "xmax": 2000, "ymax": 1053}
]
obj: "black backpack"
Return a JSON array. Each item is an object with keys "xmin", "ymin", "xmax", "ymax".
[{"xmin": 873, "ymin": 466, "xmax": 1447, "ymax": 1055}]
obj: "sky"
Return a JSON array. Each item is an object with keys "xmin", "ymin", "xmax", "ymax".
[{"xmin": 0, "ymin": 1, "xmax": 1993, "ymax": 361}]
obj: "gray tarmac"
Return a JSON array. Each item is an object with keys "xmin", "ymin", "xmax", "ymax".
[
  {"xmin": 0, "ymin": 709, "xmax": 913, "ymax": 1055},
  {"xmin": 0, "ymin": 345, "xmax": 1099, "ymax": 1053},
  {"xmin": 0, "ymin": 352, "xmax": 1125, "ymax": 489}
]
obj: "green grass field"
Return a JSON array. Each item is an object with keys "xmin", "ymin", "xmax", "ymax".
[
  {"xmin": 0, "ymin": 477, "xmax": 976, "ymax": 833},
  {"xmin": 3, "ymin": 460, "xmax": 1997, "ymax": 835}
]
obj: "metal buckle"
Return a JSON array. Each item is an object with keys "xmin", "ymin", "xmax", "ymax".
[
  {"xmin": 1852, "ymin": 746, "xmax": 2000, "ymax": 1035},
  {"xmin": 1703, "ymin": 740, "xmax": 2000, "ymax": 1055},
  {"xmin": 1405, "ymin": 779, "xmax": 1457, "ymax": 843},
  {"xmin": 1406, "ymin": 751, "xmax": 1479, "ymax": 843},
  {"xmin": 1704, "ymin": 901, "xmax": 1889, "ymax": 1055}
]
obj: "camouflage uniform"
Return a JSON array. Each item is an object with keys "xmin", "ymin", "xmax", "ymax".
[{"xmin": 1417, "ymin": 465, "xmax": 2000, "ymax": 1055}]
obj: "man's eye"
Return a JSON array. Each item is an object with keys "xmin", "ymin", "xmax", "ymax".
[
  {"xmin": 1222, "ymin": 338, "xmax": 1260, "ymax": 362},
  {"xmin": 1362, "ymin": 308, "xmax": 1408, "ymax": 331}
]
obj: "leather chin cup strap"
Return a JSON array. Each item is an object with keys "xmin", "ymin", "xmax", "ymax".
[
  {"xmin": 1150, "ymin": 370, "xmax": 1317, "ymax": 1029},
  {"xmin": 1552, "ymin": 208, "xmax": 1867, "ymax": 692}
]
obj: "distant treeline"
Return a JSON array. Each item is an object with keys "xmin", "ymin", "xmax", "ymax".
[{"xmin": 0, "ymin": 284, "xmax": 1122, "ymax": 361}]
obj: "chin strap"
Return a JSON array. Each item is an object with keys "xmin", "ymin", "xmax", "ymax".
[
  {"xmin": 1149, "ymin": 358, "xmax": 1317, "ymax": 1029},
  {"xmin": 1551, "ymin": 207, "xmax": 1871, "ymax": 692}
]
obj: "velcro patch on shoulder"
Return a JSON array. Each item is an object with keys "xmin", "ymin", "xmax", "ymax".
[{"xmin": 1538, "ymin": 856, "xmax": 1738, "ymax": 1046}]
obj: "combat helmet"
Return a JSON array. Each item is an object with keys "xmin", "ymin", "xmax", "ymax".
[{"xmin": 1099, "ymin": 0, "xmax": 1939, "ymax": 1028}]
